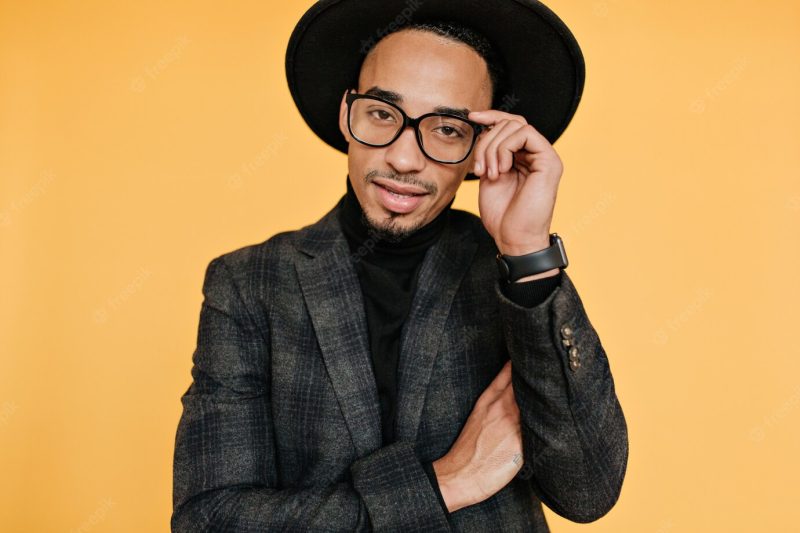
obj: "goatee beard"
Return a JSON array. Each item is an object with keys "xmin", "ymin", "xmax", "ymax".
[{"xmin": 359, "ymin": 210, "xmax": 424, "ymax": 244}]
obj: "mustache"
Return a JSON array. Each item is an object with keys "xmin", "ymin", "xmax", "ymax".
[{"xmin": 364, "ymin": 169, "xmax": 437, "ymax": 196}]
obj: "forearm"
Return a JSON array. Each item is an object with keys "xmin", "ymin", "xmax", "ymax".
[
  {"xmin": 172, "ymin": 481, "xmax": 372, "ymax": 532},
  {"xmin": 496, "ymin": 270, "xmax": 628, "ymax": 522},
  {"xmin": 173, "ymin": 437, "xmax": 450, "ymax": 532}
]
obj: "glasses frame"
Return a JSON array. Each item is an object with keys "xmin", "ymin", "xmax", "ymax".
[{"xmin": 345, "ymin": 92, "xmax": 486, "ymax": 164}]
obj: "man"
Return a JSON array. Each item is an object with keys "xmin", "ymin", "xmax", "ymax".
[{"xmin": 172, "ymin": 1, "xmax": 628, "ymax": 531}]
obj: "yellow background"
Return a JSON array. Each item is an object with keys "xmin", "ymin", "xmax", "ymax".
[{"xmin": 2, "ymin": 1, "xmax": 798, "ymax": 531}]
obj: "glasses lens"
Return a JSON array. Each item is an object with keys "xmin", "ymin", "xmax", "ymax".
[
  {"xmin": 349, "ymin": 98, "xmax": 404, "ymax": 146},
  {"xmin": 418, "ymin": 115, "xmax": 476, "ymax": 163}
]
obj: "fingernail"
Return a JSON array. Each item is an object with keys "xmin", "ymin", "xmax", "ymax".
[{"xmin": 475, "ymin": 160, "xmax": 482, "ymax": 174}]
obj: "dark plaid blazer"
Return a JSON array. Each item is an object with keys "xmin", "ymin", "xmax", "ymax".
[{"xmin": 172, "ymin": 197, "xmax": 628, "ymax": 532}]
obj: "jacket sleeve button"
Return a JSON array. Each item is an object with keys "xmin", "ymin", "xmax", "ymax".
[{"xmin": 569, "ymin": 346, "xmax": 580, "ymax": 361}]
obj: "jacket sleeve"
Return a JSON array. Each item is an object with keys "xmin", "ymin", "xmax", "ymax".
[
  {"xmin": 495, "ymin": 269, "xmax": 628, "ymax": 523},
  {"xmin": 172, "ymin": 255, "xmax": 452, "ymax": 532}
]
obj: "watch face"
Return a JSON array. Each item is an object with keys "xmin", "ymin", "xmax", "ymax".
[{"xmin": 553, "ymin": 235, "xmax": 568, "ymax": 268}]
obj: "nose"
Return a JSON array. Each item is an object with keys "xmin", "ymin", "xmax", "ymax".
[{"xmin": 384, "ymin": 125, "xmax": 426, "ymax": 175}]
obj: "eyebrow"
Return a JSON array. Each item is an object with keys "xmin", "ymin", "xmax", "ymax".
[{"xmin": 364, "ymin": 86, "xmax": 472, "ymax": 119}]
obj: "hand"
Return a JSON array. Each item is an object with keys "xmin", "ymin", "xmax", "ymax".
[
  {"xmin": 433, "ymin": 360, "xmax": 523, "ymax": 512},
  {"xmin": 468, "ymin": 109, "xmax": 563, "ymax": 258}
]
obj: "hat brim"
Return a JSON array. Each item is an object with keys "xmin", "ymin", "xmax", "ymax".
[{"xmin": 285, "ymin": 0, "xmax": 585, "ymax": 181}]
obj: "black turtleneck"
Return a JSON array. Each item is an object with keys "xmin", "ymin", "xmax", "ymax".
[
  {"xmin": 337, "ymin": 175, "xmax": 560, "ymax": 516},
  {"xmin": 339, "ymin": 177, "xmax": 452, "ymax": 445}
]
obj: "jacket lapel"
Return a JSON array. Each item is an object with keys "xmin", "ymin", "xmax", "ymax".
[
  {"xmin": 395, "ymin": 212, "xmax": 477, "ymax": 442},
  {"xmin": 293, "ymin": 199, "xmax": 383, "ymax": 457},
  {"xmin": 292, "ymin": 196, "xmax": 478, "ymax": 454}
]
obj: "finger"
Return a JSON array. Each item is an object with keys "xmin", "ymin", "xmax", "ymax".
[
  {"xmin": 501, "ymin": 383, "xmax": 520, "ymax": 417},
  {"xmin": 478, "ymin": 360, "xmax": 513, "ymax": 406},
  {"xmin": 476, "ymin": 118, "xmax": 557, "ymax": 170},
  {"xmin": 469, "ymin": 109, "xmax": 527, "ymax": 127},
  {"xmin": 516, "ymin": 123, "xmax": 556, "ymax": 159},
  {"xmin": 491, "ymin": 359, "xmax": 513, "ymax": 391},
  {"xmin": 495, "ymin": 126, "xmax": 538, "ymax": 176},
  {"xmin": 471, "ymin": 120, "xmax": 508, "ymax": 177},
  {"xmin": 484, "ymin": 121, "xmax": 526, "ymax": 179},
  {"xmin": 473, "ymin": 120, "xmax": 517, "ymax": 178},
  {"xmin": 500, "ymin": 126, "xmax": 563, "ymax": 187}
]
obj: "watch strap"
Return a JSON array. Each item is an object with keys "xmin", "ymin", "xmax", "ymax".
[{"xmin": 496, "ymin": 233, "xmax": 568, "ymax": 282}]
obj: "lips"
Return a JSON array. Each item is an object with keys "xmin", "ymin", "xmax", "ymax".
[{"xmin": 372, "ymin": 180, "xmax": 428, "ymax": 214}]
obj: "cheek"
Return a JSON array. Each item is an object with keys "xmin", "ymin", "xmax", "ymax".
[
  {"xmin": 347, "ymin": 144, "xmax": 381, "ymax": 174},
  {"xmin": 425, "ymin": 174, "xmax": 463, "ymax": 213},
  {"xmin": 346, "ymin": 148, "xmax": 365, "ymax": 177},
  {"xmin": 443, "ymin": 167, "xmax": 467, "ymax": 194}
]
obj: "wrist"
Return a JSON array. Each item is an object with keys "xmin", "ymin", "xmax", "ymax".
[
  {"xmin": 432, "ymin": 457, "xmax": 473, "ymax": 513},
  {"xmin": 497, "ymin": 237, "xmax": 550, "ymax": 257},
  {"xmin": 512, "ymin": 268, "xmax": 560, "ymax": 282}
]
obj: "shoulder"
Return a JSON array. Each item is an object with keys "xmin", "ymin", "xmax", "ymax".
[
  {"xmin": 206, "ymin": 229, "xmax": 294, "ymax": 274},
  {"xmin": 198, "ymin": 228, "xmax": 302, "ymax": 309},
  {"xmin": 200, "ymin": 198, "xmax": 341, "ymax": 291}
]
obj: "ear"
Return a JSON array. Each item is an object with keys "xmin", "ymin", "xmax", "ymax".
[{"xmin": 338, "ymin": 88, "xmax": 353, "ymax": 143}]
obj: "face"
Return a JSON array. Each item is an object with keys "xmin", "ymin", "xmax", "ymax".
[{"xmin": 338, "ymin": 29, "xmax": 493, "ymax": 242}]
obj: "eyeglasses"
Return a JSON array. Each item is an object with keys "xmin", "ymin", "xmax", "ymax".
[{"xmin": 345, "ymin": 92, "xmax": 486, "ymax": 164}]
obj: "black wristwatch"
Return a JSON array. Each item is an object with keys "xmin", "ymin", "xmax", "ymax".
[{"xmin": 496, "ymin": 233, "xmax": 568, "ymax": 283}]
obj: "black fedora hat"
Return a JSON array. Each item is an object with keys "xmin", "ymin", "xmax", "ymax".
[{"xmin": 285, "ymin": 0, "xmax": 585, "ymax": 181}]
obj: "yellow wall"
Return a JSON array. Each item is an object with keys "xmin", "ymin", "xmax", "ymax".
[{"xmin": 1, "ymin": 1, "xmax": 798, "ymax": 531}]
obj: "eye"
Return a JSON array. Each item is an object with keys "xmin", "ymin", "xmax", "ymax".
[
  {"xmin": 434, "ymin": 124, "xmax": 466, "ymax": 139},
  {"xmin": 367, "ymin": 107, "xmax": 397, "ymax": 122}
]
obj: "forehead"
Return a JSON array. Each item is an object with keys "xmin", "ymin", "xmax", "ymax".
[{"xmin": 357, "ymin": 29, "xmax": 492, "ymax": 115}]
